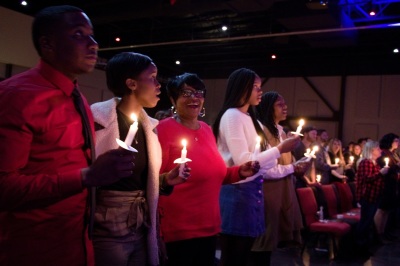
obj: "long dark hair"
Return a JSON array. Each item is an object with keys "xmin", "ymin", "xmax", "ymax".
[
  {"xmin": 256, "ymin": 91, "xmax": 280, "ymax": 140},
  {"xmin": 212, "ymin": 68, "xmax": 267, "ymax": 151}
]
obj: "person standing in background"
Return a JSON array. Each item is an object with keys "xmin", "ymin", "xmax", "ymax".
[
  {"xmin": 375, "ymin": 133, "xmax": 400, "ymax": 244},
  {"xmin": 212, "ymin": 68, "xmax": 300, "ymax": 266},
  {"xmin": 0, "ymin": 6, "xmax": 135, "ymax": 266},
  {"xmin": 355, "ymin": 140, "xmax": 388, "ymax": 251},
  {"xmin": 251, "ymin": 91, "xmax": 307, "ymax": 266}
]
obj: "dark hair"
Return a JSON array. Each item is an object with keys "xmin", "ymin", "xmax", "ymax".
[
  {"xmin": 106, "ymin": 52, "xmax": 154, "ymax": 97},
  {"xmin": 166, "ymin": 73, "xmax": 206, "ymax": 103},
  {"xmin": 379, "ymin": 133, "xmax": 399, "ymax": 150},
  {"xmin": 303, "ymin": 126, "xmax": 317, "ymax": 134},
  {"xmin": 357, "ymin": 137, "xmax": 369, "ymax": 145},
  {"xmin": 316, "ymin": 128, "xmax": 327, "ymax": 136},
  {"xmin": 256, "ymin": 91, "xmax": 280, "ymax": 140},
  {"xmin": 32, "ymin": 5, "xmax": 83, "ymax": 56},
  {"xmin": 212, "ymin": 68, "xmax": 267, "ymax": 151}
]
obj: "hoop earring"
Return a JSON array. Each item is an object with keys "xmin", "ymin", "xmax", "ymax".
[
  {"xmin": 171, "ymin": 105, "xmax": 177, "ymax": 114},
  {"xmin": 199, "ymin": 107, "xmax": 206, "ymax": 117}
]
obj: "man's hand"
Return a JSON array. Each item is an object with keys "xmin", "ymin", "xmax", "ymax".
[{"xmin": 82, "ymin": 148, "xmax": 135, "ymax": 187}]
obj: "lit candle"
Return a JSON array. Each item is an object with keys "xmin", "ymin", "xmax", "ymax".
[
  {"xmin": 309, "ymin": 145, "xmax": 319, "ymax": 156},
  {"xmin": 253, "ymin": 136, "xmax": 261, "ymax": 160},
  {"xmin": 335, "ymin": 158, "xmax": 340, "ymax": 165},
  {"xmin": 124, "ymin": 113, "xmax": 138, "ymax": 146},
  {"xmin": 305, "ymin": 148, "xmax": 311, "ymax": 156},
  {"xmin": 180, "ymin": 139, "xmax": 187, "ymax": 160},
  {"xmin": 349, "ymin": 156, "xmax": 354, "ymax": 164},
  {"xmin": 384, "ymin": 157, "xmax": 389, "ymax": 167},
  {"xmin": 316, "ymin": 174, "xmax": 321, "ymax": 183},
  {"xmin": 295, "ymin": 119, "xmax": 305, "ymax": 134}
]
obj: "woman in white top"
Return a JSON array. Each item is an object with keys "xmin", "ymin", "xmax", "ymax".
[
  {"xmin": 252, "ymin": 91, "xmax": 306, "ymax": 265},
  {"xmin": 212, "ymin": 68, "xmax": 300, "ymax": 266}
]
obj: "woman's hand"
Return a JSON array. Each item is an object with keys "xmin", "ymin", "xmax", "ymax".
[
  {"xmin": 239, "ymin": 161, "xmax": 260, "ymax": 179},
  {"xmin": 165, "ymin": 163, "xmax": 191, "ymax": 186}
]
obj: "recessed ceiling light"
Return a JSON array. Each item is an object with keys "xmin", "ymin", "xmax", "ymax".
[
  {"xmin": 175, "ymin": 60, "xmax": 181, "ymax": 65},
  {"xmin": 271, "ymin": 54, "xmax": 277, "ymax": 59},
  {"xmin": 20, "ymin": 1, "xmax": 27, "ymax": 6},
  {"xmin": 222, "ymin": 25, "xmax": 228, "ymax": 31},
  {"xmin": 394, "ymin": 48, "xmax": 399, "ymax": 53},
  {"xmin": 115, "ymin": 37, "xmax": 121, "ymax": 42}
]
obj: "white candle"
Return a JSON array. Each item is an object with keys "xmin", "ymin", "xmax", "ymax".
[
  {"xmin": 305, "ymin": 148, "xmax": 311, "ymax": 156},
  {"xmin": 309, "ymin": 145, "xmax": 319, "ymax": 156},
  {"xmin": 180, "ymin": 139, "xmax": 187, "ymax": 160},
  {"xmin": 349, "ymin": 156, "xmax": 354, "ymax": 164},
  {"xmin": 316, "ymin": 174, "xmax": 321, "ymax": 183},
  {"xmin": 335, "ymin": 158, "xmax": 340, "ymax": 165},
  {"xmin": 124, "ymin": 113, "xmax": 138, "ymax": 146},
  {"xmin": 384, "ymin": 157, "xmax": 389, "ymax": 167},
  {"xmin": 253, "ymin": 136, "xmax": 261, "ymax": 160},
  {"xmin": 295, "ymin": 119, "xmax": 305, "ymax": 134}
]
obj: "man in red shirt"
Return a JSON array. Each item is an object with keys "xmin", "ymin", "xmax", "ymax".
[{"xmin": 0, "ymin": 5, "xmax": 134, "ymax": 266}]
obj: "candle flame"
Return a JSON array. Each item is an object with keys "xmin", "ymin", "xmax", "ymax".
[
  {"xmin": 181, "ymin": 139, "xmax": 187, "ymax": 147},
  {"xmin": 312, "ymin": 146, "xmax": 319, "ymax": 152},
  {"xmin": 299, "ymin": 119, "xmax": 305, "ymax": 126},
  {"xmin": 130, "ymin": 113, "xmax": 138, "ymax": 122},
  {"xmin": 256, "ymin": 136, "xmax": 261, "ymax": 143}
]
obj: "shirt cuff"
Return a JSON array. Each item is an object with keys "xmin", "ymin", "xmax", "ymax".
[
  {"xmin": 257, "ymin": 147, "xmax": 280, "ymax": 168},
  {"xmin": 58, "ymin": 169, "xmax": 85, "ymax": 195}
]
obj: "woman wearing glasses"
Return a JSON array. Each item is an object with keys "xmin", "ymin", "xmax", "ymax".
[{"xmin": 157, "ymin": 73, "xmax": 260, "ymax": 266}]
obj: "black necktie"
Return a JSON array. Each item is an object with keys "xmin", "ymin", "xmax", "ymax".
[{"xmin": 71, "ymin": 85, "xmax": 96, "ymax": 239}]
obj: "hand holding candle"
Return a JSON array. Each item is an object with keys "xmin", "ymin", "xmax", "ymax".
[
  {"xmin": 174, "ymin": 139, "xmax": 192, "ymax": 176},
  {"xmin": 349, "ymin": 156, "xmax": 354, "ymax": 164},
  {"xmin": 335, "ymin": 158, "xmax": 340, "ymax": 165},
  {"xmin": 316, "ymin": 174, "xmax": 321, "ymax": 183}
]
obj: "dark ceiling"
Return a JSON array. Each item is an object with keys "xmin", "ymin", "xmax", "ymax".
[{"xmin": 2, "ymin": 0, "xmax": 400, "ymax": 79}]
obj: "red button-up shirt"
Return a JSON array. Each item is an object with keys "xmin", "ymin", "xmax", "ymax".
[
  {"xmin": 355, "ymin": 159, "xmax": 384, "ymax": 203},
  {"xmin": 0, "ymin": 60, "xmax": 95, "ymax": 266}
]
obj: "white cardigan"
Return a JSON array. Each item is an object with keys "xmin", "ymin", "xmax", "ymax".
[{"xmin": 91, "ymin": 98, "xmax": 161, "ymax": 266}]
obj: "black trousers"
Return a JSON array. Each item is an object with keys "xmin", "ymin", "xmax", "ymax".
[{"xmin": 166, "ymin": 235, "xmax": 217, "ymax": 266}]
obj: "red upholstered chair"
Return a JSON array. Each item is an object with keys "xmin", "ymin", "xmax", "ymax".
[
  {"xmin": 333, "ymin": 182, "xmax": 360, "ymax": 221},
  {"xmin": 320, "ymin": 185, "xmax": 340, "ymax": 219},
  {"xmin": 296, "ymin": 187, "xmax": 351, "ymax": 259}
]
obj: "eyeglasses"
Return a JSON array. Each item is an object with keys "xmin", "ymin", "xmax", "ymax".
[{"xmin": 180, "ymin": 89, "xmax": 205, "ymax": 98}]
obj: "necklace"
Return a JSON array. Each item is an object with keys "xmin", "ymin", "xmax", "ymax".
[{"xmin": 174, "ymin": 115, "xmax": 200, "ymax": 142}]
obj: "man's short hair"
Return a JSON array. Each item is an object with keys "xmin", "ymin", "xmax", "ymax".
[
  {"xmin": 32, "ymin": 5, "xmax": 83, "ymax": 56},
  {"xmin": 302, "ymin": 126, "xmax": 316, "ymax": 134}
]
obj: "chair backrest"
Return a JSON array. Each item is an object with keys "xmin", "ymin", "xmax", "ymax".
[
  {"xmin": 320, "ymin": 184, "xmax": 340, "ymax": 218},
  {"xmin": 333, "ymin": 182, "xmax": 354, "ymax": 212},
  {"xmin": 296, "ymin": 187, "xmax": 318, "ymax": 227}
]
